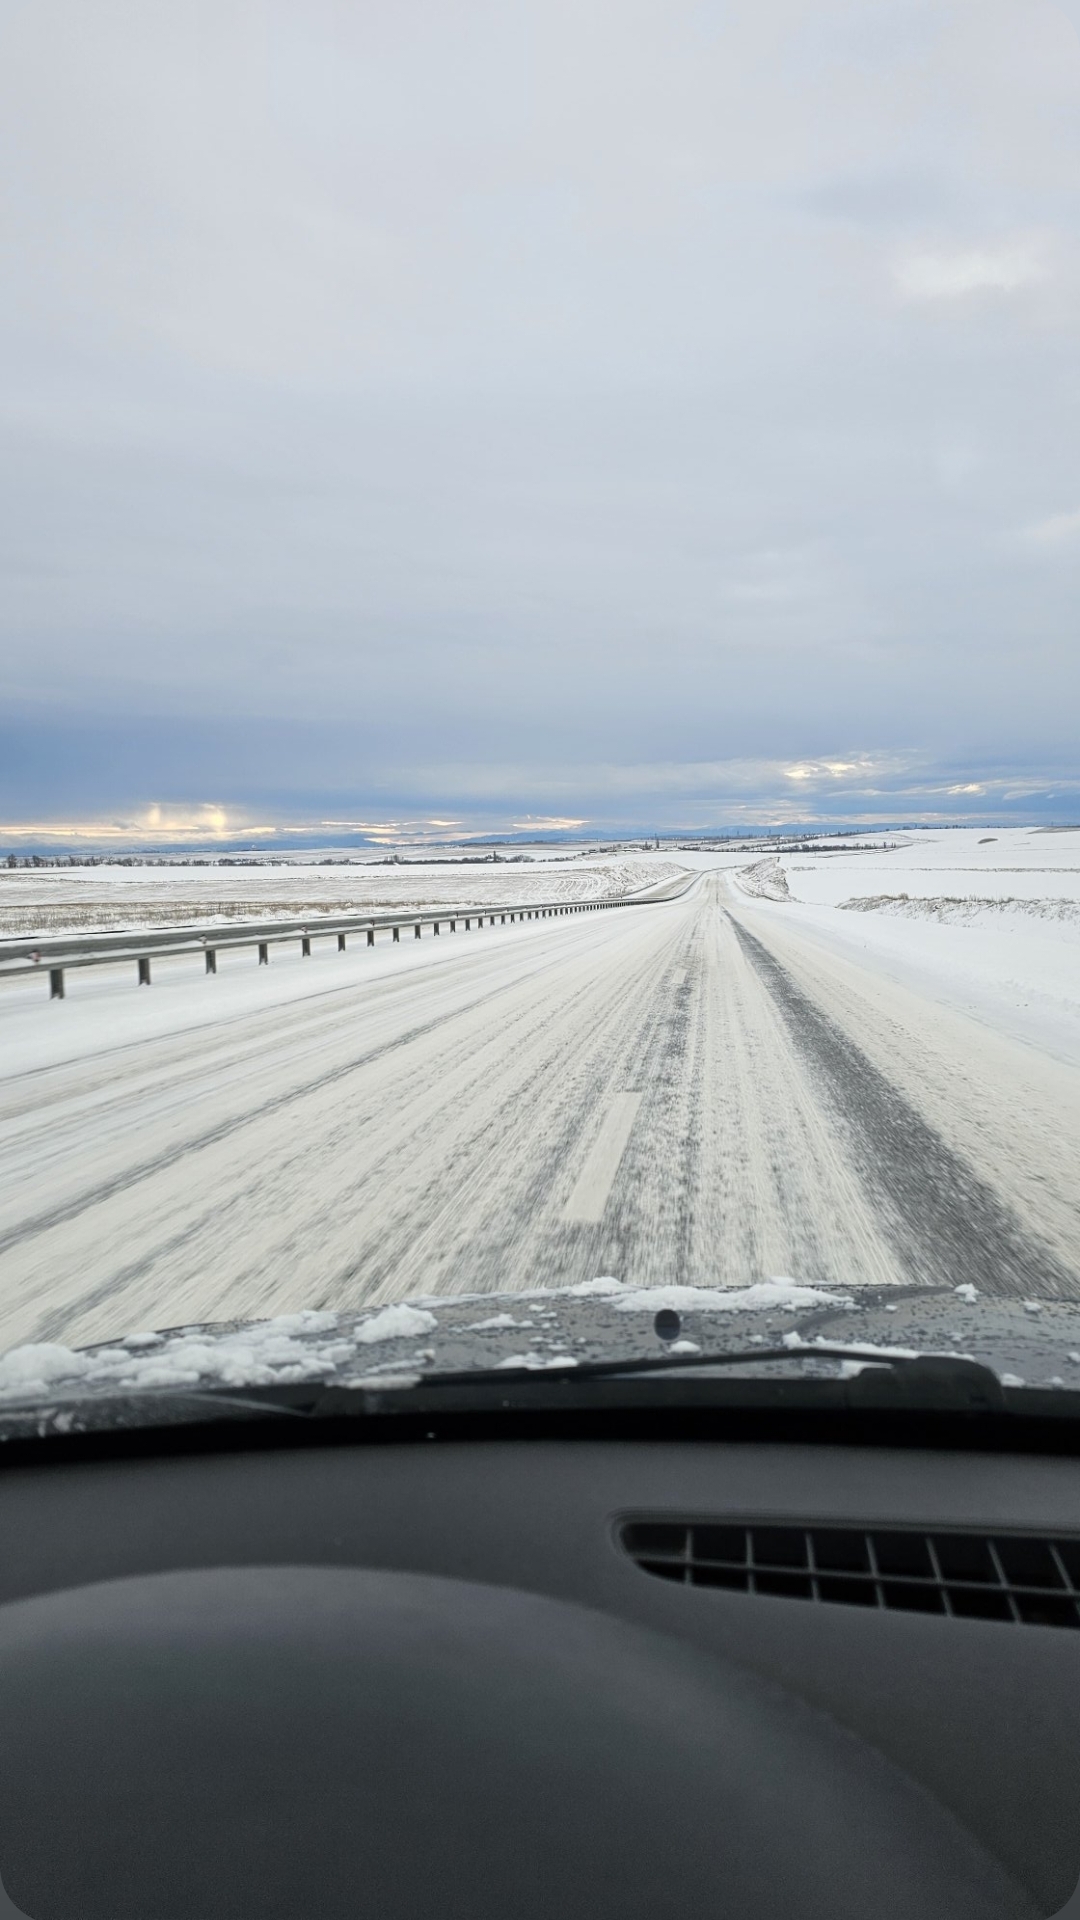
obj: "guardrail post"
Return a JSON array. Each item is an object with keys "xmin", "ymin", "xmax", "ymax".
[
  {"xmin": 259, "ymin": 943, "xmax": 269, "ymax": 965},
  {"xmin": 434, "ymin": 922, "xmax": 440, "ymax": 935},
  {"xmin": 301, "ymin": 936, "xmax": 311, "ymax": 957},
  {"xmin": 49, "ymin": 967, "xmax": 64, "ymax": 1000},
  {"xmin": 414, "ymin": 923, "xmax": 422, "ymax": 939},
  {"xmin": 338, "ymin": 933, "xmax": 346, "ymax": 952},
  {"xmin": 138, "ymin": 956, "xmax": 151, "ymax": 986},
  {"xmin": 450, "ymin": 918, "xmax": 456, "ymax": 931},
  {"xmin": 465, "ymin": 917, "xmax": 471, "ymax": 929},
  {"xmin": 205, "ymin": 949, "xmax": 217, "ymax": 975},
  {"xmin": 393, "ymin": 926, "xmax": 400, "ymax": 943},
  {"xmin": 367, "ymin": 928, "xmax": 375, "ymax": 946}
]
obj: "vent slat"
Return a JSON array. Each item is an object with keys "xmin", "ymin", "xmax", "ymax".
[{"xmin": 621, "ymin": 1521, "xmax": 1080, "ymax": 1629}]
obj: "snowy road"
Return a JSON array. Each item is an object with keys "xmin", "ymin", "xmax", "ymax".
[{"xmin": 2, "ymin": 869, "xmax": 1080, "ymax": 1353}]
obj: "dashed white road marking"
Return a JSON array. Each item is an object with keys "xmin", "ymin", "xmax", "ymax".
[{"xmin": 563, "ymin": 1091, "xmax": 643, "ymax": 1224}]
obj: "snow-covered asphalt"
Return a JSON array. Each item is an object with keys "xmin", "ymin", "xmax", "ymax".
[{"xmin": 2, "ymin": 870, "xmax": 1079, "ymax": 1353}]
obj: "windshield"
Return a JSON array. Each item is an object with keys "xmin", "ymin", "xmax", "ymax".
[{"xmin": 2, "ymin": 1, "xmax": 1080, "ymax": 1420}]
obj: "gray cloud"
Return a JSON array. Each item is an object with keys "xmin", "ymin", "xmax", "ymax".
[{"xmin": 2, "ymin": 0, "xmax": 1079, "ymax": 830}]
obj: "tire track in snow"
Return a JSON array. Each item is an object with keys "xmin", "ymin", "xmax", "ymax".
[
  {"xmin": 0, "ymin": 962, "xmax": 569, "ymax": 1263},
  {"xmin": 10, "ymin": 907, "xmax": 691, "ymax": 1344},
  {"xmin": 729, "ymin": 917, "xmax": 1078, "ymax": 1300}
]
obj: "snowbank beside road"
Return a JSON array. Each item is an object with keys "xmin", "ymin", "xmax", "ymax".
[
  {"xmin": 728, "ymin": 828, "xmax": 1080, "ymax": 1067},
  {"xmin": 838, "ymin": 894, "xmax": 1080, "ymax": 928},
  {"xmin": 732, "ymin": 858, "xmax": 791, "ymax": 902}
]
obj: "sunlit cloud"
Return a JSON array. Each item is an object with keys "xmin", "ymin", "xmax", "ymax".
[
  {"xmin": 510, "ymin": 816, "xmax": 587, "ymax": 832},
  {"xmin": 319, "ymin": 817, "xmax": 487, "ymax": 844},
  {"xmin": 783, "ymin": 759, "xmax": 870, "ymax": 783},
  {"xmin": 0, "ymin": 804, "xmax": 275, "ymax": 843},
  {"xmin": 3, "ymin": 755, "xmax": 1079, "ymax": 851}
]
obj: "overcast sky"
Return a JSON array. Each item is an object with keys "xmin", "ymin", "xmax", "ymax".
[{"xmin": 3, "ymin": 0, "xmax": 1079, "ymax": 839}]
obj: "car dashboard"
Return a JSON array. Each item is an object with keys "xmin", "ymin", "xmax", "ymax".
[{"xmin": 0, "ymin": 1427, "xmax": 1078, "ymax": 1918}]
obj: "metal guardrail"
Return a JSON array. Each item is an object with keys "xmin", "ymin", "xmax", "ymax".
[{"xmin": 0, "ymin": 886, "xmax": 677, "ymax": 1001}]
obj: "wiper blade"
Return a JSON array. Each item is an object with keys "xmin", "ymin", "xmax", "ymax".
[
  {"xmin": 216, "ymin": 1346, "xmax": 1008, "ymax": 1417},
  {"xmin": 400, "ymin": 1346, "xmax": 1008, "ymax": 1411}
]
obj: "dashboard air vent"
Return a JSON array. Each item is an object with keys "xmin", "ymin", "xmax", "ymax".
[{"xmin": 620, "ymin": 1521, "xmax": 1080, "ymax": 1627}]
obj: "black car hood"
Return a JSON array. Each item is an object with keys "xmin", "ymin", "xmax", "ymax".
[{"xmin": 1, "ymin": 1276, "xmax": 1079, "ymax": 1432}]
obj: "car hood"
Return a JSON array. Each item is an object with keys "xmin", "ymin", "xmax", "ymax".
[{"xmin": 1, "ymin": 1276, "xmax": 1079, "ymax": 1430}]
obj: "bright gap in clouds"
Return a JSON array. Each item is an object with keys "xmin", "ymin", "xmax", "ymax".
[{"xmin": 1, "ymin": 0, "xmax": 1079, "ymax": 834}]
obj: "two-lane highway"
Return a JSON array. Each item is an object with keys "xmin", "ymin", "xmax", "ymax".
[{"xmin": 2, "ymin": 872, "xmax": 1079, "ymax": 1353}]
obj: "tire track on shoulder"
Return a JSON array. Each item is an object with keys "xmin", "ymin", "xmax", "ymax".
[{"xmin": 729, "ymin": 915, "xmax": 1079, "ymax": 1300}]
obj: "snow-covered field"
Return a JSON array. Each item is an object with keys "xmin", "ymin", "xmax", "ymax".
[
  {"xmin": 0, "ymin": 851, "xmax": 681, "ymax": 938},
  {"xmin": 730, "ymin": 827, "xmax": 1080, "ymax": 1068}
]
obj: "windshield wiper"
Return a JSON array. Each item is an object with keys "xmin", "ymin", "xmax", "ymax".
[
  {"xmin": 386, "ymin": 1346, "xmax": 1009, "ymax": 1411},
  {"xmin": 0, "ymin": 1345, "xmax": 1030, "ymax": 1438},
  {"xmin": 187, "ymin": 1346, "xmax": 1011, "ymax": 1417}
]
